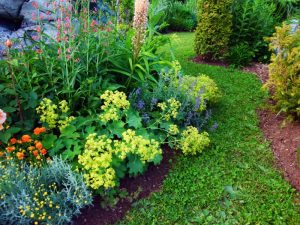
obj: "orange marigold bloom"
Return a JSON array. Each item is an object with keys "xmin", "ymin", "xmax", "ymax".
[
  {"xmin": 21, "ymin": 135, "xmax": 31, "ymax": 143},
  {"xmin": 33, "ymin": 128, "xmax": 40, "ymax": 135},
  {"xmin": 34, "ymin": 127, "xmax": 46, "ymax": 135},
  {"xmin": 10, "ymin": 138, "xmax": 17, "ymax": 144},
  {"xmin": 0, "ymin": 151, "xmax": 4, "ymax": 157},
  {"xmin": 33, "ymin": 127, "xmax": 46, "ymax": 135},
  {"xmin": 33, "ymin": 150, "xmax": 39, "ymax": 156},
  {"xmin": 40, "ymin": 149, "xmax": 47, "ymax": 155},
  {"xmin": 6, "ymin": 146, "xmax": 15, "ymax": 152},
  {"xmin": 40, "ymin": 127, "xmax": 46, "ymax": 133},
  {"xmin": 16, "ymin": 152, "xmax": 24, "ymax": 160},
  {"xmin": 35, "ymin": 142, "xmax": 43, "ymax": 150}
]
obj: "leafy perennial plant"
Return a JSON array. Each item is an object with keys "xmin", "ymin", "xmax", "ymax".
[{"xmin": 78, "ymin": 130, "xmax": 162, "ymax": 190}]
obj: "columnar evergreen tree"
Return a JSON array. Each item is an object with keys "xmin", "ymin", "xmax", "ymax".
[{"xmin": 194, "ymin": 0, "xmax": 233, "ymax": 59}]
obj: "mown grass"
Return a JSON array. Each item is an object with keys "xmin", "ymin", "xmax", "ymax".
[{"xmin": 118, "ymin": 33, "xmax": 300, "ymax": 224}]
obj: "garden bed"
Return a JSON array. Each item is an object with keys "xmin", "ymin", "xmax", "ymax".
[
  {"xmin": 73, "ymin": 147, "xmax": 176, "ymax": 225},
  {"xmin": 245, "ymin": 63, "xmax": 300, "ymax": 192},
  {"xmin": 259, "ymin": 110, "xmax": 300, "ymax": 192}
]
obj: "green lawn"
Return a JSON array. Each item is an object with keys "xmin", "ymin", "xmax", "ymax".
[{"xmin": 119, "ymin": 33, "xmax": 300, "ymax": 224}]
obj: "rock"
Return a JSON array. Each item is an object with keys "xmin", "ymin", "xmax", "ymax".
[
  {"xmin": 0, "ymin": 0, "xmax": 26, "ymax": 19},
  {"xmin": 20, "ymin": 0, "xmax": 57, "ymax": 26}
]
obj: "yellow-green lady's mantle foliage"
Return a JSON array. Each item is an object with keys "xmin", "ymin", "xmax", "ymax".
[
  {"xmin": 178, "ymin": 126, "xmax": 210, "ymax": 155},
  {"xmin": 181, "ymin": 75, "xmax": 221, "ymax": 111},
  {"xmin": 194, "ymin": 0, "xmax": 233, "ymax": 59},
  {"xmin": 78, "ymin": 130, "xmax": 162, "ymax": 190},
  {"xmin": 265, "ymin": 23, "xmax": 300, "ymax": 119},
  {"xmin": 36, "ymin": 99, "xmax": 75, "ymax": 130},
  {"xmin": 99, "ymin": 90, "xmax": 130, "ymax": 122}
]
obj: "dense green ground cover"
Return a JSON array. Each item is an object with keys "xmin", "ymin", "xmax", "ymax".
[{"xmin": 119, "ymin": 33, "xmax": 300, "ymax": 224}]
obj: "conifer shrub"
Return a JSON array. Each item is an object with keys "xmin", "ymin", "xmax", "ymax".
[
  {"xmin": 265, "ymin": 23, "xmax": 300, "ymax": 120},
  {"xmin": 194, "ymin": 0, "xmax": 233, "ymax": 59}
]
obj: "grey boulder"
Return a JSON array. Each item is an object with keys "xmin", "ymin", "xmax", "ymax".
[{"xmin": 0, "ymin": 0, "xmax": 26, "ymax": 19}]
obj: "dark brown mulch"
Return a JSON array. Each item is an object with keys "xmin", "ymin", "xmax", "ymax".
[
  {"xmin": 259, "ymin": 110, "xmax": 300, "ymax": 192},
  {"xmin": 244, "ymin": 63, "xmax": 300, "ymax": 192},
  {"xmin": 72, "ymin": 146, "xmax": 176, "ymax": 225},
  {"xmin": 192, "ymin": 55, "xmax": 230, "ymax": 67},
  {"xmin": 243, "ymin": 63, "xmax": 269, "ymax": 84}
]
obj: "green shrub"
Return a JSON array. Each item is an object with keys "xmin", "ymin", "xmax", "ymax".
[
  {"xmin": 0, "ymin": 157, "xmax": 92, "ymax": 224},
  {"xmin": 166, "ymin": 1, "xmax": 197, "ymax": 31},
  {"xmin": 194, "ymin": 0, "xmax": 233, "ymax": 59},
  {"xmin": 265, "ymin": 23, "xmax": 300, "ymax": 119},
  {"xmin": 231, "ymin": 0, "xmax": 277, "ymax": 63},
  {"xmin": 227, "ymin": 43, "xmax": 254, "ymax": 66}
]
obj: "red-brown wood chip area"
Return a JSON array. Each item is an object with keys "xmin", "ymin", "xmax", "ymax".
[
  {"xmin": 259, "ymin": 110, "xmax": 300, "ymax": 192},
  {"xmin": 247, "ymin": 63, "xmax": 300, "ymax": 192}
]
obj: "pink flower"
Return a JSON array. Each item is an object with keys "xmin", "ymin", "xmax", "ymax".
[
  {"xmin": 91, "ymin": 20, "xmax": 98, "ymax": 27},
  {"xmin": 36, "ymin": 26, "xmax": 41, "ymax": 33},
  {"xmin": 0, "ymin": 109, "xmax": 7, "ymax": 131},
  {"xmin": 32, "ymin": 1, "xmax": 39, "ymax": 9},
  {"xmin": 31, "ymin": 12, "xmax": 36, "ymax": 21}
]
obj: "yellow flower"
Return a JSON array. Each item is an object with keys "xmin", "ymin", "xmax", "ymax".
[
  {"xmin": 36, "ymin": 98, "xmax": 58, "ymax": 129},
  {"xmin": 79, "ymin": 130, "xmax": 162, "ymax": 190},
  {"xmin": 99, "ymin": 91, "xmax": 130, "ymax": 123},
  {"xmin": 59, "ymin": 100, "xmax": 69, "ymax": 113},
  {"xmin": 179, "ymin": 126, "xmax": 210, "ymax": 155},
  {"xmin": 158, "ymin": 98, "xmax": 181, "ymax": 121},
  {"xmin": 168, "ymin": 124, "xmax": 179, "ymax": 135}
]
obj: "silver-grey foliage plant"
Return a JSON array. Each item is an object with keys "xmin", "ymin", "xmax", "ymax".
[{"xmin": 0, "ymin": 157, "xmax": 92, "ymax": 225}]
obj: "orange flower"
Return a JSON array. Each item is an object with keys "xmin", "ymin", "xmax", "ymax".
[
  {"xmin": 6, "ymin": 146, "xmax": 15, "ymax": 152},
  {"xmin": 16, "ymin": 152, "xmax": 24, "ymax": 160},
  {"xmin": 40, "ymin": 127, "xmax": 46, "ymax": 133},
  {"xmin": 10, "ymin": 138, "xmax": 17, "ymax": 144},
  {"xmin": 35, "ymin": 142, "xmax": 43, "ymax": 150},
  {"xmin": 21, "ymin": 135, "xmax": 31, "ymax": 143},
  {"xmin": 33, "ymin": 127, "xmax": 46, "ymax": 135},
  {"xmin": 0, "ymin": 151, "xmax": 4, "ymax": 157},
  {"xmin": 33, "ymin": 150, "xmax": 39, "ymax": 156},
  {"xmin": 40, "ymin": 149, "xmax": 47, "ymax": 155}
]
